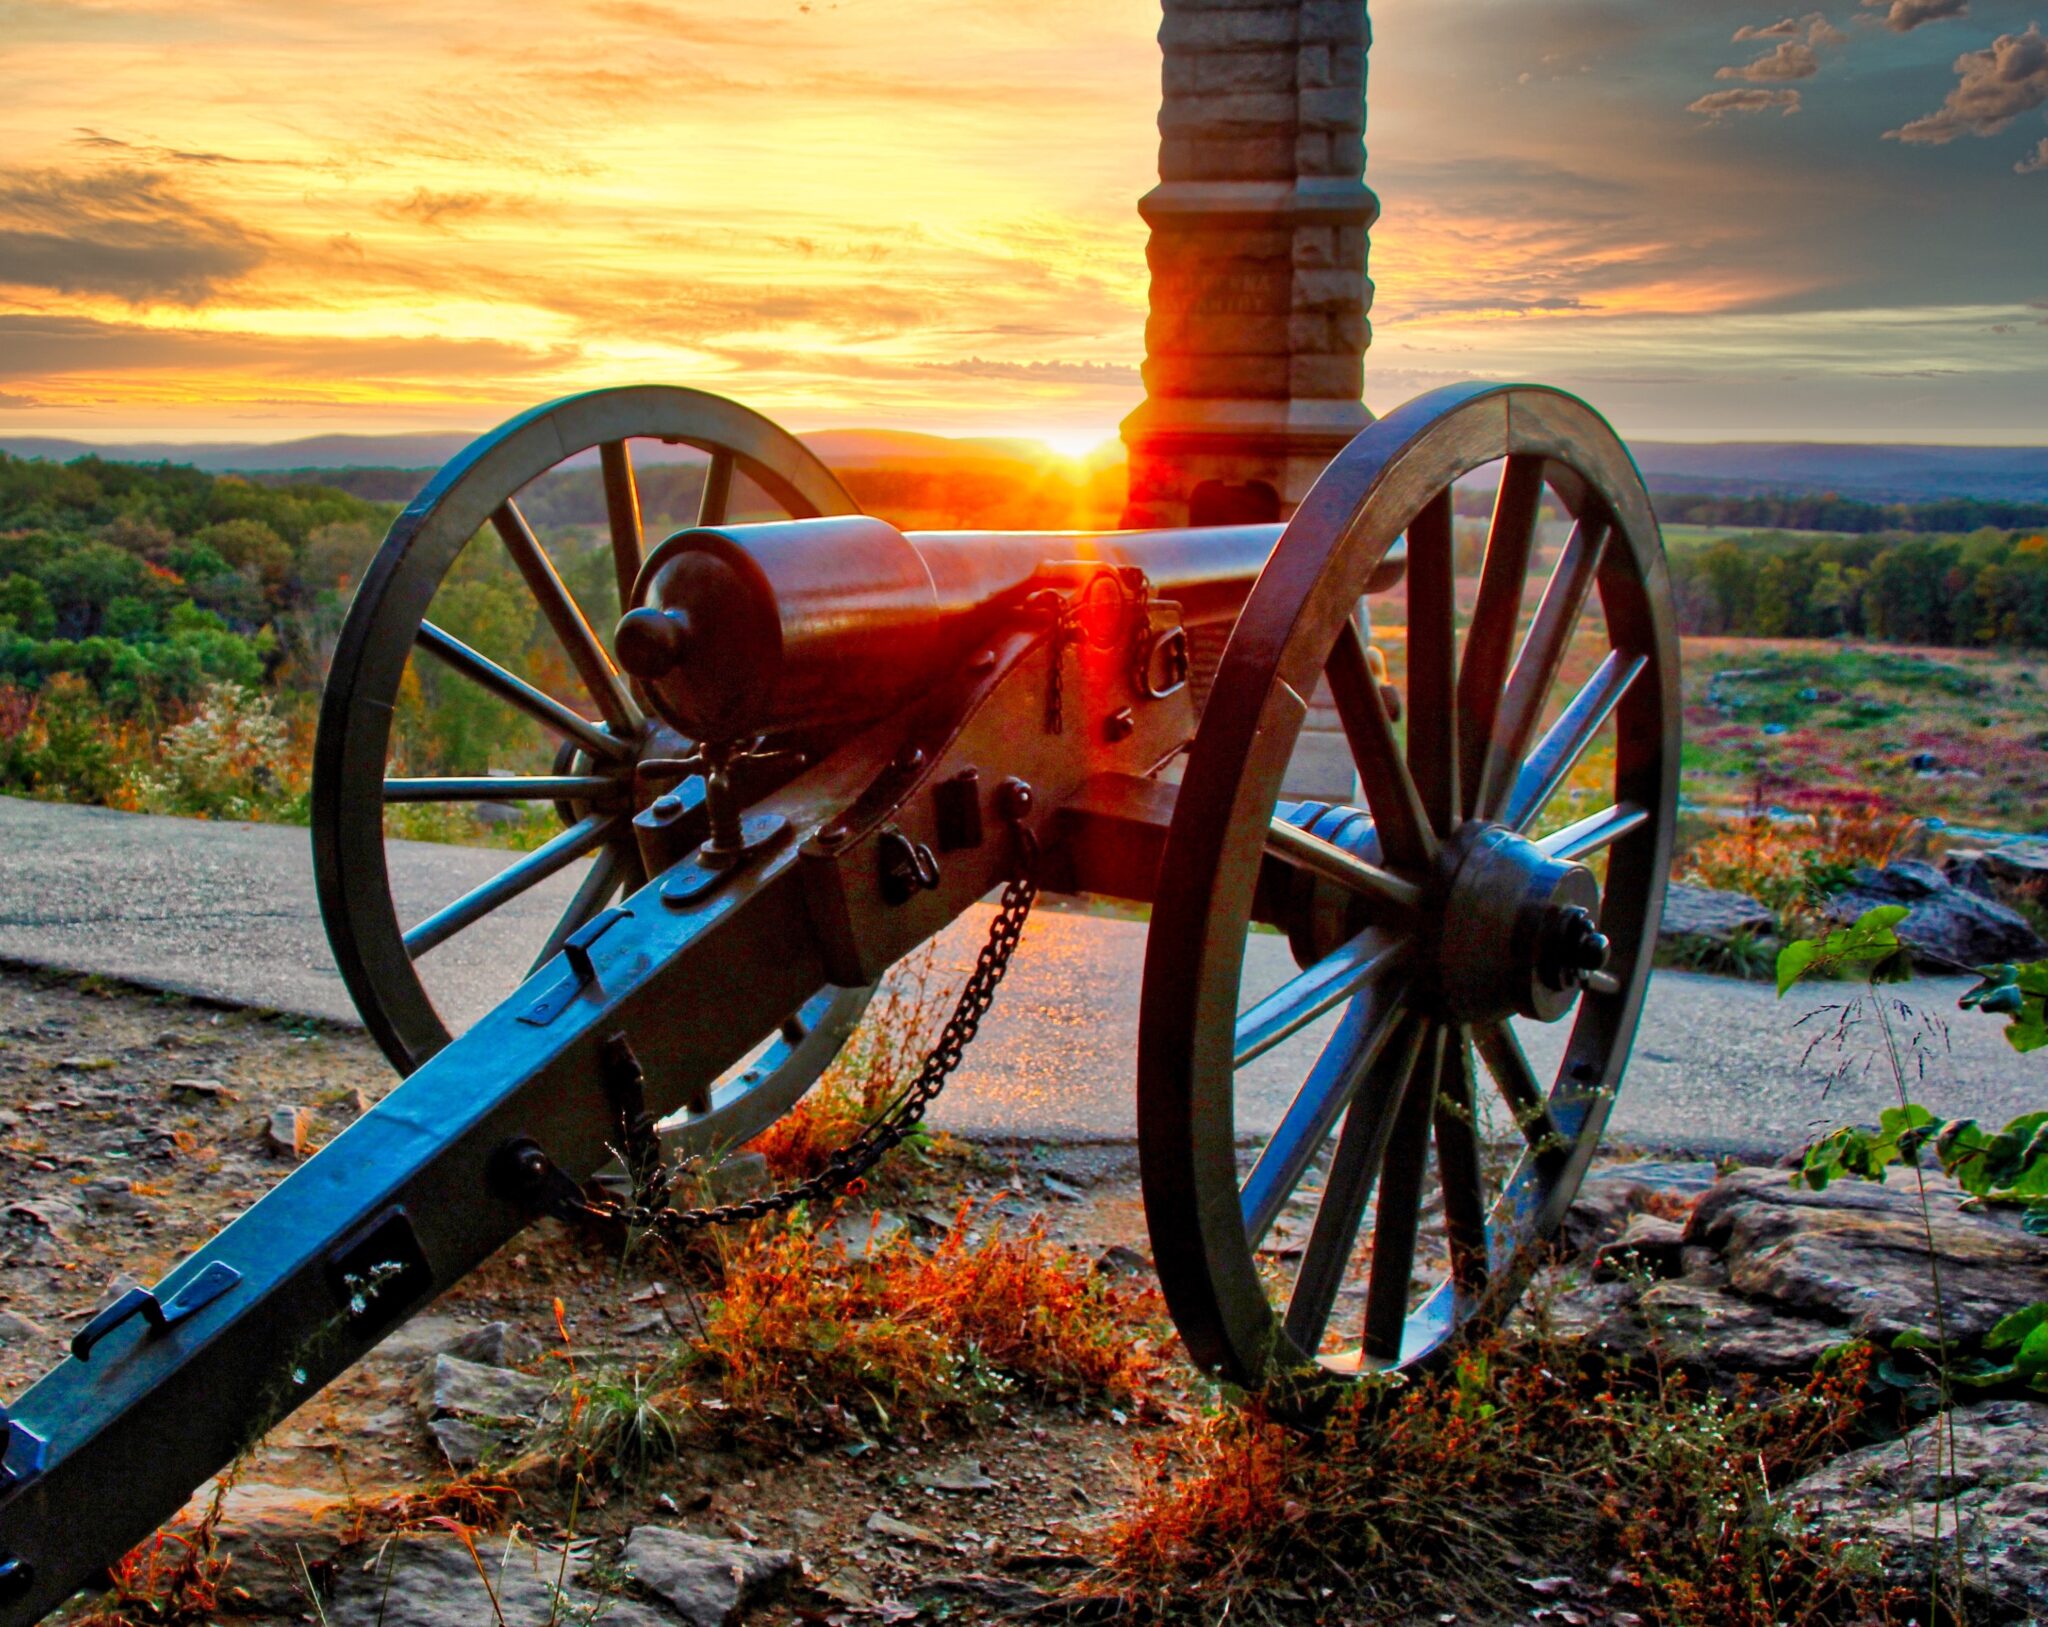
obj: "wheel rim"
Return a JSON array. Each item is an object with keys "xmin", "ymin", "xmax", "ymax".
[
  {"xmin": 313, "ymin": 386, "xmax": 874, "ymax": 1149},
  {"xmin": 1138, "ymin": 383, "xmax": 1680, "ymax": 1385}
]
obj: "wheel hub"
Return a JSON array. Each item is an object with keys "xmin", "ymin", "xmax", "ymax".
[{"xmin": 1428, "ymin": 821, "xmax": 1606, "ymax": 1024}]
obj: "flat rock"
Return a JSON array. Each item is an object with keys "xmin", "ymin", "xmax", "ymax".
[
  {"xmin": 865, "ymin": 1510, "xmax": 945, "ymax": 1547},
  {"xmin": 331, "ymin": 1535, "xmax": 674, "ymax": 1627},
  {"xmin": 1561, "ymin": 1161, "xmax": 1716, "ymax": 1256},
  {"xmin": 618, "ymin": 1526, "xmax": 798, "ymax": 1627},
  {"xmin": 1945, "ymin": 841, "xmax": 2048, "ymax": 896},
  {"xmin": 915, "ymin": 1457, "xmax": 998, "ymax": 1493},
  {"xmin": 1688, "ymin": 1166, "xmax": 2048, "ymax": 1345},
  {"xmin": 1583, "ymin": 1275, "xmax": 1850, "ymax": 1375},
  {"xmin": 174, "ymin": 1480, "xmax": 353, "ymax": 1614},
  {"xmin": 413, "ymin": 1353, "xmax": 554, "ymax": 1425},
  {"xmin": 815, "ymin": 1209, "xmax": 910, "ymax": 1256},
  {"xmin": 1826, "ymin": 860, "xmax": 2046, "ymax": 970},
  {"xmin": 1787, "ymin": 1399, "xmax": 2048, "ymax": 1621},
  {"xmin": 0, "ymin": 1308, "xmax": 52, "ymax": 1344},
  {"xmin": 426, "ymin": 1415, "xmax": 514, "ymax": 1470},
  {"xmin": 1659, "ymin": 883, "xmax": 1775, "ymax": 946}
]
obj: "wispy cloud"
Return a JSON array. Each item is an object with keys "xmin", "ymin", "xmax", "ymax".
[
  {"xmin": 1887, "ymin": 24, "xmax": 2048, "ymax": 142},
  {"xmin": 1718, "ymin": 41, "xmax": 1822, "ymax": 82},
  {"xmin": 1735, "ymin": 14, "xmax": 1847, "ymax": 46},
  {"xmin": 1689, "ymin": 87, "xmax": 1805, "ymax": 119},
  {"xmin": 2018, "ymin": 137, "xmax": 2048, "ymax": 173},
  {"xmin": 0, "ymin": 166, "xmax": 269, "ymax": 303},
  {"xmin": 1861, "ymin": 0, "xmax": 1971, "ymax": 33}
]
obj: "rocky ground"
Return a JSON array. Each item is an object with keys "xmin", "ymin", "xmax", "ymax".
[{"xmin": 2, "ymin": 966, "xmax": 2046, "ymax": 1625}]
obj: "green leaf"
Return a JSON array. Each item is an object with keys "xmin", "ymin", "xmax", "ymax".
[
  {"xmin": 1776, "ymin": 938, "xmax": 1820, "ymax": 998},
  {"xmin": 1986, "ymin": 1303, "xmax": 2048, "ymax": 1353},
  {"xmin": 2016, "ymin": 1322, "xmax": 2048, "ymax": 1380},
  {"xmin": 1890, "ymin": 1328, "xmax": 1943, "ymax": 1353}
]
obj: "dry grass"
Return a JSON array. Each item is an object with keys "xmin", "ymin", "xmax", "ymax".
[
  {"xmin": 74, "ymin": 1482, "xmax": 235, "ymax": 1627},
  {"xmin": 1081, "ymin": 1337, "xmax": 1900, "ymax": 1627},
  {"xmin": 746, "ymin": 948, "xmax": 953, "ymax": 1189},
  {"xmin": 1682, "ymin": 789, "xmax": 1919, "ymax": 927},
  {"xmin": 689, "ymin": 1199, "xmax": 1164, "ymax": 1442}
]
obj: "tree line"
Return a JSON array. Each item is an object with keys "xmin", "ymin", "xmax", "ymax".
[{"xmin": 1670, "ymin": 527, "xmax": 2048, "ymax": 647}]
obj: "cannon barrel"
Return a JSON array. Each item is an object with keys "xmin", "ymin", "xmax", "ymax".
[{"xmin": 615, "ymin": 514, "xmax": 1284, "ymax": 743}]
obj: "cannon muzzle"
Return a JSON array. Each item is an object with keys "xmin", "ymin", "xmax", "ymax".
[{"xmin": 615, "ymin": 513, "xmax": 1285, "ymax": 742}]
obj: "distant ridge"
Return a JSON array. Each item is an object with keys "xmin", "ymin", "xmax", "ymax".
[{"xmin": 3, "ymin": 428, "xmax": 2044, "ymax": 502}]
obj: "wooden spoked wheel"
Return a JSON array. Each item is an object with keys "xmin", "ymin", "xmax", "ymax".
[
  {"xmin": 1138, "ymin": 383, "xmax": 1679, "ymax": 1386},
  {"xmin": 313, "ymin": 386, "xmax": 874, "ymax": 1146}
]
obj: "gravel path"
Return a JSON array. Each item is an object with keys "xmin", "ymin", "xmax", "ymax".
[{"xmin": 3, "ymin": 795, "xmax": 2034, "ymax": 1158}]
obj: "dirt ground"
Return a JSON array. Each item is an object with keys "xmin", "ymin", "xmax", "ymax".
[{"xmin": 0, "ymin": 966, "xmax": 1206, "ymax": 1625}]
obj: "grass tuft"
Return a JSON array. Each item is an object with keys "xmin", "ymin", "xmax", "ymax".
[{"xmin": 1082, "ymin": 1335, "xmax": 1902, "ymax": 1626}]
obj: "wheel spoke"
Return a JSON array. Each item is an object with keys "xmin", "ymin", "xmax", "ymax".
[
  {"xmin": 1458, "ymin": 456, "xmax": 1545, "ymax": 817},
  {"xmin": 403, "ymin": 813, "xmax": 619, "ymax": 960},
  {"xmin": 1241, "ymin": 978, "xmax": 1412, "ymax": 1246},
  {"xmin": 1326, "ymin": 621, "xmax": 1436, "ymax": 871},
  {"xmin": 1474, "ymin": 516, "xmax": 1610, "ymax": 821},
  {"xmin": 1433, "ymin": 1027, "xmax": 1489, "ymax": 1297},
  {"xmin": 1404, "ymin": 490, "xmax": 1459, "ymax": 834},
  {"xmin": 1234, "ymin": 928, "xmax": 1408, "ymax": 1069},
  {"xmin": 491, "ymin": 498, "xmax": 641, "ymax": 737},
  {"xmin": 383, "ymin": 775, "xmax": 621, "ymax": 804},
  {"xmin": 1281, "ymin": 1015, "xmax": 1428, "ymax": 1352},
  {"xmin": 698, "ymin": 449, "xmax": 735, "ymax": 525},
  {"xmin": 599, "ymin": 440, "xmax": 645, "ymax": 617},
  {"xmin": 415, "ymin": 622, "xmax": 632, "ymax": 764},
  {"xmin": 1505, "ymin": 650, "xmax": 1646, "ymax": 832},
  {"xmin": 526, "ymin": 839, "xmax": 632, "ymax": 977},
  {"xmin": 1540, "ymin": 801, "xmax": 1649, "ymax": 862},
  {"xmin": 1362, "ymin": 1021, "xmax": 1444, "ymax": 1361},
  {"xmin": 1265, "ymin": 817, "xmax": 1420, "ymax": 913},
  {"xmin": 1471, "ymin": 1021, "xmax": 1556, "ymax": 1151}
]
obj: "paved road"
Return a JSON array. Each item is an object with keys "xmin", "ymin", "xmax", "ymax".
[{"xmin": 1, "ymin": 796, "xmax": 2034, "ymax": 1157}]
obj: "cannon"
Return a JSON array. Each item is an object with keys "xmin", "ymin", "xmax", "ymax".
[{"xmin": 0, "ymin": 378, "xmax": 1676, "ymax": 1620}]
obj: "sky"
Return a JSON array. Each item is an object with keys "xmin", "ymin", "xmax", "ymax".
[{"xmin": 1, "ymin": 0, "xmax": 2045, "ymax": 449}]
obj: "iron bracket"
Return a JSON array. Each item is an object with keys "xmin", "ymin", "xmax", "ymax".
[{"xmin": 68, "ymin": 1260, "xmax": 243, "ymax": 1364}]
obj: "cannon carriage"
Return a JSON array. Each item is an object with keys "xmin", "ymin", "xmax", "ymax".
[{"xmin": 0, "ymin": 377, "xmax": 1676, "ymax": 1622}]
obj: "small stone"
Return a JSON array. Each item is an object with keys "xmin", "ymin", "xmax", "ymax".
[
  {"xmin": 865, "ymin": 1511, "xmax": 945, "ymax": 1548},
  {"xmin": 816, "ymin": 1209, "xmax": 909, "ymax": 1256},
  {"xmin": 264, "ymin": 1106, "xmax": 311, "ymax": 1159},
  {"xmin": 915, "ymin": 1458, "xmax": 998, "ymax": 1493},
  {"xmin": 54, "ymin": 1056, "xmax": 113, "ymax": 1072},
  {"xmin": 818, "ymin": 1565, "xmax": 877, "ymax": 1607},
  {"xmin": 332, "ymin": 1535, "xmax": 673, "ymax": 1627},
  {"xmin": 413, "ymin": 1353, "xmax": 553, "ymax": 1425},
  {"xmin": 7, "ymin": 1198, "xmax": 85, "ymax": 1240},
  {"xmin": 440, "ymin": 1320, "xmax": 538, "ymax": 1369},
  {"xmin": 168, "ymin": 1078, "xmax": 229, "ymax": 1100},
  {"xmin": 1042, "ymin": 1174, "xmax": 1086, "ymax": 1202},
  {"xmin": 617, "ymin": 1527, "xmax": 798, "ymax": 1627}
]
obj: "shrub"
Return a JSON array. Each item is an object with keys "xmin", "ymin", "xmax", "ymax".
[{"xmin": 133, "ymin": 683, "xmax": 304, "ymax": 821}]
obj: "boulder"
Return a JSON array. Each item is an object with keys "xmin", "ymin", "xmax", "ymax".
[
  {"xmin": 1944, "ymin": 840, "xmax": 2048, "ymax": 898},
  {"xmin": 1825, "ymin": 860, "xmax": 2046, "ymax": 970},
  {"xmin": 1659, "ymin": 883, "xmax": 1775, "ymax": 947},
  {"xmin": 618, "ymin": 1527, "xmax": 798, "ymax": 1627},
  {"xmin": 1687, "ymin": 1167, "xmax": 2048, "ymax": 1346},
  {"xmin": 1583, "ymin": 1275, "xmax": 1850, "ymax": 1375},
  {"xmin": 1786, "ymin": 1400, "xmax": 2048, "ymax": 1622}
]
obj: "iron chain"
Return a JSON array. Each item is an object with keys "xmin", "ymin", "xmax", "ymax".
[{"xmin": 599, "ymin": 825, "xmax": 1040, "ymax": 1242}]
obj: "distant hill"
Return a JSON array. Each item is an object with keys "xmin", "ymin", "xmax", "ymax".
[
  {"xmin": 3, "ymin": 428, "xmax": 2044, "ymax": 503},
  {"xmin": 1628, "ymin": 442, "xmax": 2048, "ymax": 504}
]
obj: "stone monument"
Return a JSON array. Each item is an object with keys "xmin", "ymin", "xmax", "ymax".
[{"xmin": 1121, "ymin": 0, "xmax": 1377, "ymax": 530}]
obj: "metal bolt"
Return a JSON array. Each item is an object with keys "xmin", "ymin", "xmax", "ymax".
[
  {"xmin": 970, "ymin": 648, "xmax": 997, "ymax": 672},
  {"xmin": 651, "ymin": 794, "xmax": 682, "ymax": 818},
  {"xmin": 994, "ymin": 777, "xmax": 1034, "ymax": 823},
  {"xmin": 893, "ymin": 745, "xmax": 927, "ymax": 775},
  {"xmin": 816, "ymin": 822, "xmax": 849, "ymax": 849},
  {"xmin": 1103, "ymin": 707, "xmax": 1136, "ymax": 743},
  {"xmin": 0, "ymin": 1557, "xmax": 33, "ymax": 1607}
]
